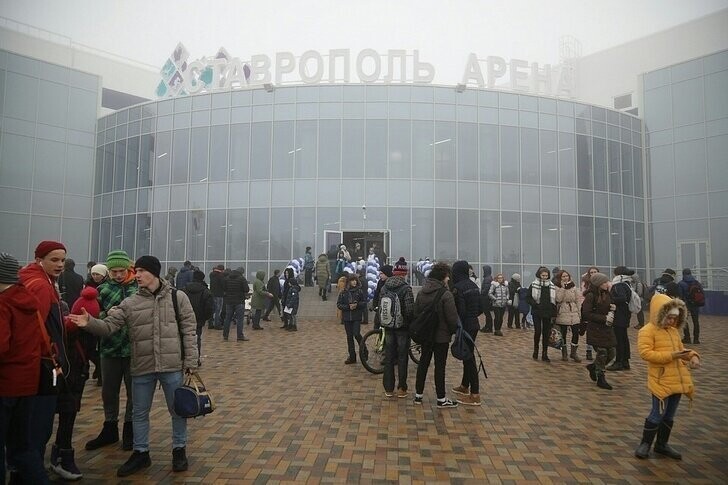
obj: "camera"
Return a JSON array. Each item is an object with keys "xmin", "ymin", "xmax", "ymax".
[{"xmin": 362, "ymin": 205, "xmax": 366, "ymax": 210}]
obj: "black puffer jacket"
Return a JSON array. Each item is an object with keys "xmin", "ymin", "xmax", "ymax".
[
  {"xmin": 209, "ymin": 269, "xmax": 226, "ymax": 297},
  {"xmin": 582, "ymin": 286, "xmax": 617, "ymax": 348},
  {"xmin": 480, "ymin": 265, "xmax": 493, "ymax": 311},
  {"xmin": 223, "ymin": 271, "xmax": 250, "ymax": 305},
  {"xmin": 336, "ymin": 283, "xmax": 367, "ymax": 323},
  {"xmin": 452, "ymin": 261, "xmax": 482, "ymax": 334},
  {"xmin": 182, "ymin": 281, "xmax": 214, "ymax": 332}
]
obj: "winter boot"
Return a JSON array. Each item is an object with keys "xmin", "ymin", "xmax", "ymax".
[
  {"xmin": 586, "ymin": 349, "xmax": 593, "ymax": 361},
  {"xmin": 570, "ymin": 344, "xmax": 582, "ymax": 363},
  {"xmin": 117, "ymin": 451, "xmax": 151, "ymax": 477},
  {"xmin": 51, "ymin": 448, "xmax": 83, "ymax": 480},
  {"xmin": 50, "ymin": 443, "xmax": 59, "ymax": 467},
  {"xmin": 586, "ymin": 363, "xmax": 597, "ymax": 382},
  {"xmin": 606, "ymin": 361, "xmax": 624, "ymax": 371},
  {"xmin": 122, "ymin": 421, "xmax": 133, "ymax": 451},
  {"xmin": 532, "ymin": 344, "xmax": 539, "ymax": 360},
  {"xmin": 561, "ymin": 346, "xmax": 568, "ymax": 361},
  {"xmin": 541, "ymin": 349, "xmax": 550, "ymax": 362},
  {"xmin": 85, "ymin": 421, "xmax": 119, "ymax": 450},
  {"xmin": 622, "ymin": 359, "xmax": 631, "ymax": 370},
  {"xmin": 596, "ymin": 373, "xmax": 612, "ymax": 390},
  {"xmin": 172, "ymin": 447, "xmax": 189, "ymax": 472},
  {"xmin": 654, "ymin": 419, "xmax": 682, "ymax": 460},
  {"xmin": 634, "ymin": 419, "xmax": 659, "ymax": 459}
]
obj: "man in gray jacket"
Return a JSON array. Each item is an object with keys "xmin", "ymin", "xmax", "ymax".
[{"xmin": 69, "ymin": 255, "xmax": 198, "ymax": 477}]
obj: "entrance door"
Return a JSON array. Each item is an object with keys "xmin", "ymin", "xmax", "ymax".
[
  {"xmin": 323, "ymin": 230, "xmax": 343, "ymax": 257},
  {"xmin": 678, "ymin": 240, "xmax": 710, "ymax": 287},
  {"xmin": 342, "ymin": 231, "xmax": 390, "ymax": 264}
]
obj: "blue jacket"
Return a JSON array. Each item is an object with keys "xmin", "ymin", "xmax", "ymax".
[
  {"xmin": 282, "ymin": 278, "xmax": 301, "ymax": 315},
  {"xmin": 176, "ymin": 266, "xmax": 193, "ymax": 290},
  {"xmin": 336, "ymin": 285, "xmax": 367, "ymax": 323},
  {"xmin": 678, "ymin": 275, "xmax": 700, "ymax": 303}
]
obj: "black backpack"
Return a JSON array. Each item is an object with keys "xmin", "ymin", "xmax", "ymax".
[{"xmin": 409, "ymin": 288, "xmax": 446, "ymax": 345}]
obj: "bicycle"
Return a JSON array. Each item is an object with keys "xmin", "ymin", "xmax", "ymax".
[{"xmin": 360, "ymin": 327, "xmax": 421, "ymax": 374}]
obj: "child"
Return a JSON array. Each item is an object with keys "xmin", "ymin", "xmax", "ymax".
[
  {"xmin": 282, "ymin": 268, "xmax": 301, "ymax": 331},
  {"xmin": 336, "ymin": 274, "xmax": 368, "ymax": 364}
]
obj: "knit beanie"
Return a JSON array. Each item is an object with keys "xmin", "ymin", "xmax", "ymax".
[
  {"xmin": 511, "ymin": 273, "xmax": 521, "ymax": 282},
  {"xmin": 0, "ymin": 252, "xmax": 20, "ymax": 284},
  {"xmin": 90, "ymin": 264, "xmax": 108, "ymax": 277},
  {"xmin": 34, "ymin": 240, "xmax": 66, "ymax": 259},
  {"xmin": 193, "ymin": 270, "xmax": 205, "ymax": 282},
  {"xmin": 682, "ymin": 268, "xmax": 692, "ymax": 276},
  {"xmin": 613, "ymin": 266, "xmax": 635, "ymax": 276},
  {"xmin": 663, "ymin": 268, "xmax": 677, "ymax": 277},
  {"xmin": 590, "ymin": 272, "xmax": 610, "ymax": 287},
  {"xmin": 380, "ymin": 265, "xmax": 394, "ymax": 277},
  {"xmin": 134, "ymin": 255, "xmax": 161, "ymax": 278},
  {"xmin": 106, "ymin": 250, "xmax": 131, "ymax": 270}
]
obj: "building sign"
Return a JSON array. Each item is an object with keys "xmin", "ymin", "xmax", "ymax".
[{"xmin": 157, "ymin": 42, "xmax": 575, "ymax": 98}]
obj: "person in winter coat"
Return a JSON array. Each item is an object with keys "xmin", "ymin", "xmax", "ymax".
[
  {"xmin": 223, "ymin": 269, "xmax": 250, "ymax": 341},
  {"xmin": 208, "ymin": 264, "xmax": 225, "ymax": 329},
  {"xmin": 652, "ymin": 268, "xmax": 680, "ymax": 299},
  {"xmin": 371, "ymin": 265, "xmax": 392, "ymax": 329},
  {"xmin": 263, "ymin": 269, "xmax": 282, "ymax": 322},
  {"xmin": 175, "ymin": 261, "xmax": 194, "ymax": 290},
  {"xmin": 393, "ymin": 257, "xmax": 408, "ymax": 280},
  {"xmin": 413, "ymin": 262, "xmax": 459, "ymax": 408},
  {"xmin": 69, "ymin": 255, "xmax": 198, "ymax": 477},
  {"xmin": 50, "ymin": 286, "xmax": 99, "ymax": 479},
  {"xmin": 303, "ymin": 247, "xmax": 315, "ymax": 287},
  {"xmin": 281, "ymin": 268, "xmax": 301, "ymax": 331},
  {"xmin": 581, "ymin": 266, "xmax": 600, "ymax": 361},
  {"xmin": 164, "ymin": 267, "xmax": 177, "ymax": 288},
  {"xmin": 58, "ymin": 258, "xmax": 84, "ymax": 310},
  {"xmin": 182, "ymin": 270, "xmax": 214, "ymax": 364},
  {"xmin": 526, "ymin": 267, "xmax": 557, "ymax": 362},
  {"xmin": 479, "ymin": 265, "xmax": 494, "ymax": 332},
  {"xmin": 507, "ymin": 274, "xmax": 522, "ymax": 329},
  {"xmin": 632, "ymin": 272, "xmax": 647, "ymax": 330},
  {"xmin": 250, "ymin": 271, "xmax": 272, "ymax": 330},
  {"xmin": 337, "ymin": 274, "xmax": 368, "ymax": 364},
  {"xmin": 380, "ymin": 273, "xmax": 414, "ymax": 399},
  {"xmin": 86, "ymin": 263, "xmax": 108, "ymax": 288},
  {"xmin": 678, "ymin": 268, "xmax": 703, "ymax": 344},
  {"xmin": 582, "ymin": 272, "xmax": 616, "ymax": 390},
  {"xmin": 608, "ymin": 266, "xmax": 635, "ymax": 371},
  {"xmin": 517, "ymin": 284, "xmax": 531, "ymax": 329},
  {"xmin": 0, "ymin": 252, "xmax": 49, "ymax": 485},
  {"xmin": 315, "ymin": 254, "xmax": 331, "ymax": 301},
  {"xmin": 488, "ymin": 273, "xmax": 509, "ymax": 336},
  {"xmin": 18, "ymin": 241, "xmax": 72, "ymax": 479},
  {"xmin": 451, "ymin": 261, "xmax": 483, "ymax": 406},
  {"xmin": 634, "ymin": 294, "xmax": 700, "ymax": 460},
  {"xmin": 555, "ymin": 270, "xmax": 582, "ymax": 362}
]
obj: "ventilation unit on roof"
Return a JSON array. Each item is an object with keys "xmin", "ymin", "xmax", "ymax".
[{"xmin": 614, "ymin": 93, "xmax": 638, "ymax": 116}]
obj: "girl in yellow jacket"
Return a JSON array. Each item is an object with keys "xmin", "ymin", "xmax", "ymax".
[{"xmin": 634, "ymin": 294, "xmax": 700, "ymax": 460}]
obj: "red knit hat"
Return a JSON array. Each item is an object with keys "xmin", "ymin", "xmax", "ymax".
[{"xmin": 34, "ymin": 240, "xmax": 67, "ymax": 259}]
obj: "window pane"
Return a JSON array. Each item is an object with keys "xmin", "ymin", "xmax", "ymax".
[
  {"xmin": 522, "ymin": 213, "xmax": 540, "ymax": 264},
  {"xmin": 154, "ymin": 132, "xmax": 171, "ymax": 186},
  {"xmin": 633, "ymin": 146, "xmax": 643, "ymax": 197},
  {"xmin": 561, "ymin": 215, "xmax": 578, "ymax": 265},
  {"xmin": 189, "ymin": 127, "xmax": 209, "ymax": 183},
  {"xmin": 366, "ymin": 120, "xmax": 387, "ymax": 178},
  {"xmin": 607, "ymin": 140, "xmax": 621, "ymax": 193},
  {"xmin": 434, "ymin": 122, "xmax": 455, "ymax": 180},
  {"xmin": 250, "ymin": 122, "xmax": 271, "ymax": 180},
  {"xmin": 540, "ymin": 130, "xmax": 558, "ymax": 186},
  {"xmin": 435, "ymin": 209, "xmax": 456, "ymax": 260},
  {"xmin": 248, "ymin": 208, "xmax": 269, "ymax": 260},
  {"xmin": 501, "ymin": 212, "xmax": 521, "ymax": 263},
  {"xmin": 171, "ymin": 129, "xmax": 189, "ymax": 184},
  {"xmin": 226, "ymin": 208, "xmax": 247, "ymax": 262},
  {"xmin": 113, "ymin": 140, "xmax": 126, "ymax": 191},
  {"xmin": 136, "ymin": 214, "xmax": 151, "ymax": 256},
  {"xmin": 412, "ymin": 208, "xmax": 434, "ymax": 261},
  {"xmin": 520, "ymin": 128, "xmax": 539, "ymax": 184},
  {"xmin": 412, "ymin": 121, "xmax": 433, "ymax": 179},
  {"xmin": 166, "ymin": 211, "xmax": 185, "ymax": 261},
  {"xmin": 230, "ymin": 123, "xmax": 250, "ymax": 181},
  {"xmin": 458, "ymin": 209, "xmax": 479, "ymax": 262},
  {"xmin": 578, "ymin": 216, "xmax": 594, "ymax": 267},
  {"xmin": 559, "ymin": 132, "xmax": 575, "ymax": 188},
  {"xmin": 593, "ymin": 138, "xmax": 607, "ymax": 191},
  {"xmin": 35, "ymin": 139, "xmax": 66, "ymax": 192},
  {"xmin": 542, "ymin": 214, "xmax": 560, "ymax": 265},
  {"xmin": 342, "ymin": 120, "xmax": 365, "ymax": 178},
  {"xmin": 389, "ymin": 120, "xmax": 411, "ymax": 179},
  {"xmin": 293, "ymin": 207, "xmax": 316, "ymax": 257},
  {"xmin": 595, "ymin": 218, "xmax": 610, "ymax": 267},
  {"xmin": 501, "ymin": 126, "xmax": 519, "ymax": 183},
  {"xmin": 480, "ymin": 210, "xmax": 500, "ymax": 264},
  {"xmin": 479, "ymin": 124, "xmax": 499, "ymax": 182},
  {"xmin": 139, "ymin": 134, "xmax": 153, "ymax": 187},
  {"xmin": 272, "ymin": 121, "xmax": 294, "ymax": 179},
  {"xmin": 209, "ymin": 125, "xmax": 228, "ymax": 182},
  {"xmin": 295, "ymin": 120, "xmax": 317, "ymax": 179},
  {"xmin": 319, "ymin": 119, "xmax": 341, "ymax": 178},
  {"xmin": 576, "ymin": 134, "xmax": 592, "ymax": 190},
  {"xmin": 624, "ymin": 220, "xmax": 636, "ymax": 267},
  {"xmin": 610, "ymin": 219, "xmax": 624, "ymax": 265},
  {"xmin": 270, "ymin": 208, "xmax": 292, "ymax": 260}
]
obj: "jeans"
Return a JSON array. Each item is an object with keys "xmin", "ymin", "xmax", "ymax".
[
  {"xmin": 28, "ymin": 394, "xmax": 56, "ymax": 469},
  {"xmin": 131, "ymin": 371, "xmax": 186, "ymax": 452},
  {"xmin": 263, "ymin": 296, "xmax": 281, "ymax": 319},
  {"xmin": 1, "ymin": 396, "xmax": 51, "ymax": 484},
  {"xmin": 558, "ymin": 324, "xmax": 579, "ymax": 346},
  {"xmin": 101, "ymin": 356, "xmax": 133, "ymax": 423},
  {"xmin": 684, "ymin": 306, "xmax": 700, "ymax": 342},
  {"xmin": 532, "ymin": 315, "xmax": 552, "ymax": 355},
  {"xmin": 223, "ymin": 304, "xmax": 245, "ymax": 339},
  {"xmin": 196, "ymin": 330, "xmax": 202, "ymax": 363},
  {"xmin": 594, "ymin": 346, "xmax": 616, "ymax": 375},
  {"xmin": 493, "ymin": 307, "xmax": 505, "ymax": 332},
  {"xmin": 415, "ymin": 342, "xmax": 449, "ymax": 399},
  {"xmin": 383, "ymin": 330, "xmax": 410, "ymax": 392},
  {"xmin": 251, "ymin": 308, "xmax": 263, "ymax": 328},
  {"xmin": 460, "ymin": 327, "xmax": 480, "ymax": 394},
  {"xmin": 212, "ymin": 296, "xmax": 224, "ymax": 328},
  {"xmin": 647, "ymin": 394, "xmax": 681, "ymax": 424},
  {"xmin": 344, "ymin": 320, "xmax": 363, "ymax": 359},
  {"xmin": 507, "ymin": 307, "xmax": 520, "ymax": 328},
  {"xmin": 614, "ymin": 326, "xmax": 631, "ymax": 364}
]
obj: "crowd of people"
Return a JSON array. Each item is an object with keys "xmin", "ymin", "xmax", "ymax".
[{"xmin": 0, "ymin": 240, "xmax": 708, "ymax": 481}]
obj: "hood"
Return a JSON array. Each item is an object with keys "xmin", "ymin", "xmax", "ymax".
[
  {"xmin": 229, "ymin": 270, "xmax": 242, "ymax": 281},
  {"xmin": 106, "ymin": 268, "xmax": 137, "ymax": 288},
  {"xmin": 255, "ymin": 271, "xmax": 266, "ymax": 281},
  {"xmin": 384, "ymin": 275, "xmax": 408, "ymax": 291},
  {"xmin": 682, "ymin": 274, "xmax": 696, "ymax": 283},
  {"xmin": 318, "ymin": 254, "xmax": 328, "ymax": 262},
  {"xmin": 1, "ymin": 285, "xmax": 40, "ymax": 314},
  {"xmin": 632, "ymin": 273, "xmax": 642, "ymax": 284},
  {"xmin": 420, "ymin": 277, "xmax": 447, "ymax": 295},
  {"xmin": 612, "ymin": 275, "xmax": 633, "ymax": 284},
  {"xmin": 481, "ymin": 265, "xmax": 492, "ymax": 277},
  {"xmin": 658, "ymin": 274, "xmax": 675, "ymax": 284},
  {"xmin": 80, "ymin": 286, "xmax": 98, "ymax": 300},
  {"xmin": 178, "ymin": 266, "xmax": 192, "ymax": 275},
  {"xmin": 649, "ymin": 294, "xmax": 687, "ymax": 329},
  {"xmin": 184, "ymin": 281, "xmax": 207, "ymax": 294},
  {"xmin": 451, "ymin": 261, "xmax": 471, "ymax": 284}
]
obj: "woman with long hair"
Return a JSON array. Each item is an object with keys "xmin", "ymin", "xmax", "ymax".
[
  {"xmin": 525, "ymin": 267, "xmax": 557, "ymax": 362},
  {"xmin": 555, "ymin": 270, "xmax": 582, "ymax": 362}
]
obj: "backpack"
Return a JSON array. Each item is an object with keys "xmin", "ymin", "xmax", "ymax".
[
  {"xmin": 628, "ymin": 288, "xmax": 642, "ymax": 314},
  {"xmin": 646, "ymin": 283, "xmax": 667, "ymax": 302},
  {"xmin": 450, "ymin": 321, "xmax": 488, "ymax": 377},
  {"xmin": 378, "ymin": 285, "xmax": 404, "ymax": 329},
  {"xmin": 686, "ymin": 281, "xmax": 706, "ymax": 307},
  {"xmin": 409, "ymin": 288, "xmax": 446, "ymax": 345}
]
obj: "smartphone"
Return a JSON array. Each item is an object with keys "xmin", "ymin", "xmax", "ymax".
[{"xmin": 678, "ymin": 349, "xmax": 691, "ymax": 354}]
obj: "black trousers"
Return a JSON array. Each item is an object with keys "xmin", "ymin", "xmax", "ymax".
[
  {"xmin": 383, "ymin": 330, "xmax": 410, "ymax": 392},
  {"xmin": 507, "ymin": 307, "xmax": 520, "ymax": 328},
  {"xmin": 532, "ymin": 314, "xmax": 552, "ymax": 354},
  {"xmin": 459, "ymin": 327, "xmax": 480, "ymax": 394},
  {"xmin": 683, "ymin": 306, "xmax": 700, "ymax": 341},
  {"xmin": 558, "ymin": 324, "xmax": 579, "ymax": 346},
  {"xmin": 493, "ymin": 307, "xmax": 505, "ymax": 332},
  {"xmin": 614, "ymin": 326, "xmax": 630, "ymax": 364},
  {"xmin": 415, "ymin": 342, "xmax": 449, "ymax": 399}
]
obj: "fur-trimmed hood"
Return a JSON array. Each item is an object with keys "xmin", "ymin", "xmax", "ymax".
[{"xmin": 649, "ymin": 294, "xmax": 687, "ymax": 330}]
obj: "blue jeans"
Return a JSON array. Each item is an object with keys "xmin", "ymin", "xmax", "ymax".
[
  {"xmin": 1, "ymin": 396, "xmax": 50, "ymax": 484},
  {"xmin": 28, "ymin": 394, "xmax": 56, "ymax": 467},
  {"xmin": 383, "ymin": 329, "xmax": 410, "ymax": 392},
  {"xmin": 132, "ymin": 371, "xmax": 186, "ymax": 452},
  {"xmin": 212, "ymin": 297, "xmax": 224, "ymax": 328},
  {"xmin": 647, "ymin": 394, "xmax": 681, "ymax": 424},
  {"xmin": 223, "ymin": 303, "xmax": 245, "ymax": 340}
]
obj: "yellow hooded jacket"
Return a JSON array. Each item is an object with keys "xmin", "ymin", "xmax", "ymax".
[{"xmin": 638, "ymin": 294, "xmax": 699, "ymax": 402}]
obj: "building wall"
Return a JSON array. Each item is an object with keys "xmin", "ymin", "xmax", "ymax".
[
  {"xmin": 643, "ymin": 48, "xmax": 728, "ymax": 289},
  {"xmin": 0, "ymin": 49, "xmax": 99, "ymax": 263},
  {"xmin": 576, "ymin": 8, "xmax": 728, "ymax": 111},
  {"xmin": 92, "ymin": 84, "xmax": 645, "ymax": 282}
]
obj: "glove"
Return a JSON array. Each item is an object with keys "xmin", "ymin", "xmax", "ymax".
[
  {"xmin": 609, "ymin": 304, "xmax": 616, "ymax": 311},
  {"xmin": 606, "ymin": 311, "xmax": 614, "ymax": 325}
]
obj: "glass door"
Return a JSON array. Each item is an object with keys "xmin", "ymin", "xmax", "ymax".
[{"xmin": 678, "ymin": 240, "xmax": 710, "ymax": 287}]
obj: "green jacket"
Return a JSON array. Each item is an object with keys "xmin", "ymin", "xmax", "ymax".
[
  {"xmin": 251, "ymin": 271, "xmax": 268, "ymax": 310},
  {"xmin": 97, "ymin": 277, "xmax": 138, "ymax": 358}
]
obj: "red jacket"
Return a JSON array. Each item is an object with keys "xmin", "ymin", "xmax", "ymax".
[{"xmin": 0, "ymin": 285, "xmax": 43, "ymax": 397}]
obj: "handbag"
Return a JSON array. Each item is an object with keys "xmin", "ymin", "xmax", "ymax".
[
  {"xmin": 548, "ymin": 326, "xmax": 564, "ymax": 349},
  {"xmin": 174, "ymin": 371, "xmax": 215, "ymax": 418}
]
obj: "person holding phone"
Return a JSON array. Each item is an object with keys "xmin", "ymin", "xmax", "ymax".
[{"xmin": 634, "ymin": 294, "xmax": 701, "ymax": 460}]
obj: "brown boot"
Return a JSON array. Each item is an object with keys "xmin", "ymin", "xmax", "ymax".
[
  {"xmin": 456, "ymin": 393, "xmax": 481, "ymax": 406},
  {"xmin": 451, "ymin": 385, "xmax": 469, "ymax": 396}
]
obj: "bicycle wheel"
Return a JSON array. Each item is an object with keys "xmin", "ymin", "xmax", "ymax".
[
  {"xmin": 360, "ymin": 328, "xmax": 386, "ymax": 374},
  {"xmin": 408, "ymin": 341, "xmax": 421, "ymax": 365}
]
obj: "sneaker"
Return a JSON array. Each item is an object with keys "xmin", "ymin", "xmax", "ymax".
[
  {"xmin": 452, "ymin": 385, "xmax": 469, "ymax": 396},
  {"xmin": 384, "ymin": 390, "xmax": 394, "ymax": 398},
  {"xmin": 344, "ymin": 357, "xmax": 356, "ymax": 365},
  {"xmin": 262, "ymin": 317, "xmax": 271, "ymax": 322},
  {"xmin": 117, "ymin": 451, "xmax": 151, "ymax": 477},
  {"xmin": 436, "ymin": 398, "xmax": 458, "ymax": 408},
  {"xmin": 51, "ymin": 448, "xmax": 83, "ymax": 480},
  {"xmin": 693, "ymin": 339, "xmax": 700, "ymax": 345},
  {"xmin": 237, "ymin": 336, "xmax": 250, "ymax": 341},
  {"xmin": 457, "ymin": 394, "xmax": 481, "ymax": 406},
  {"xmin": 494, "ymin": 331, "xmax": 504, "ymax": 336},
  {"xmin": 396, "ymin": 388, "xmax": 409, "ymax": 399},
  {"xmin": 413, "ymin": 395, "xmax": 423, "ymax": 405},
  {"xmin": 172, "ymin": 447, "xmax": 188, "ymax": 472}
]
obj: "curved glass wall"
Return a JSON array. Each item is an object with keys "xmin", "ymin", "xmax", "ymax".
[{"xmin": 93, "ymin": 84, "xmax": 645, "ymax": 281}]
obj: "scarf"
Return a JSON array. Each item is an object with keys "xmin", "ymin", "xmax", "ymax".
[{"xmin": 531, "ymin": 279, "xmax": 556, "ymax": 305}]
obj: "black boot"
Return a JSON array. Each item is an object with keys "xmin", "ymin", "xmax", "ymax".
[
  {"xmin": 586, "ymin": 363, "xmax": 597, "ymax": 382},
  {"xmin": 586, "ymin": 349, "xmax": 593, "ymax": 361},
  {"xmin": 172, "ymin": 447, "xmax": 189, "ymax": 472},
  {"xmin": 596, "ymin": 373, "xmax": 612, "ymax": 390},
  {"xmin": 561, "ymin": 346, "xmax": 568, "ymax": 361},
  {"xmin": 606, "ymin": 361, "xmax": 624, "ymax": 371},
  {"xmin": 532, "ymin": 344, "xmax": 539, "ymax": 360},
  {"xmin": 122, "ymin": 421, "xmax": 133, "ymax": 451},
  {"xmin": 634, "ymin": 419, "xmax": 659, "ymax": 459},
  {"xmin": 570, "ymin": 345, "xmax": 582, "ymax": 363},
  {"xmin": 117, "ymin": 450, "xmax": 151, "ymax": 477},
  {"xmin": 51, "ymin": 447, "xmax": 83, "ymax": 480},
  {"xmin": 541, "ymin": 349, "xmax": 550, "ymax": 362},
  {"xmin": 85, "ymin": 421, "xmax": 119, "ymax": 450},
  {"xmin": 654, "ymin": 419, "xmax": 682, "ymax": 459}
]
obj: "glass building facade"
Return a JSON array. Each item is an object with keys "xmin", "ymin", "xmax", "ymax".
[{"xmin": 91, "ymin": 84, "xmax": 646, "ymax": 281}]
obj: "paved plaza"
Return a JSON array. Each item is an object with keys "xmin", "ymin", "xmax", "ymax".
[{"xmin": 68, "ymin": 289, "xmax": 727, "ymax": 483}]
